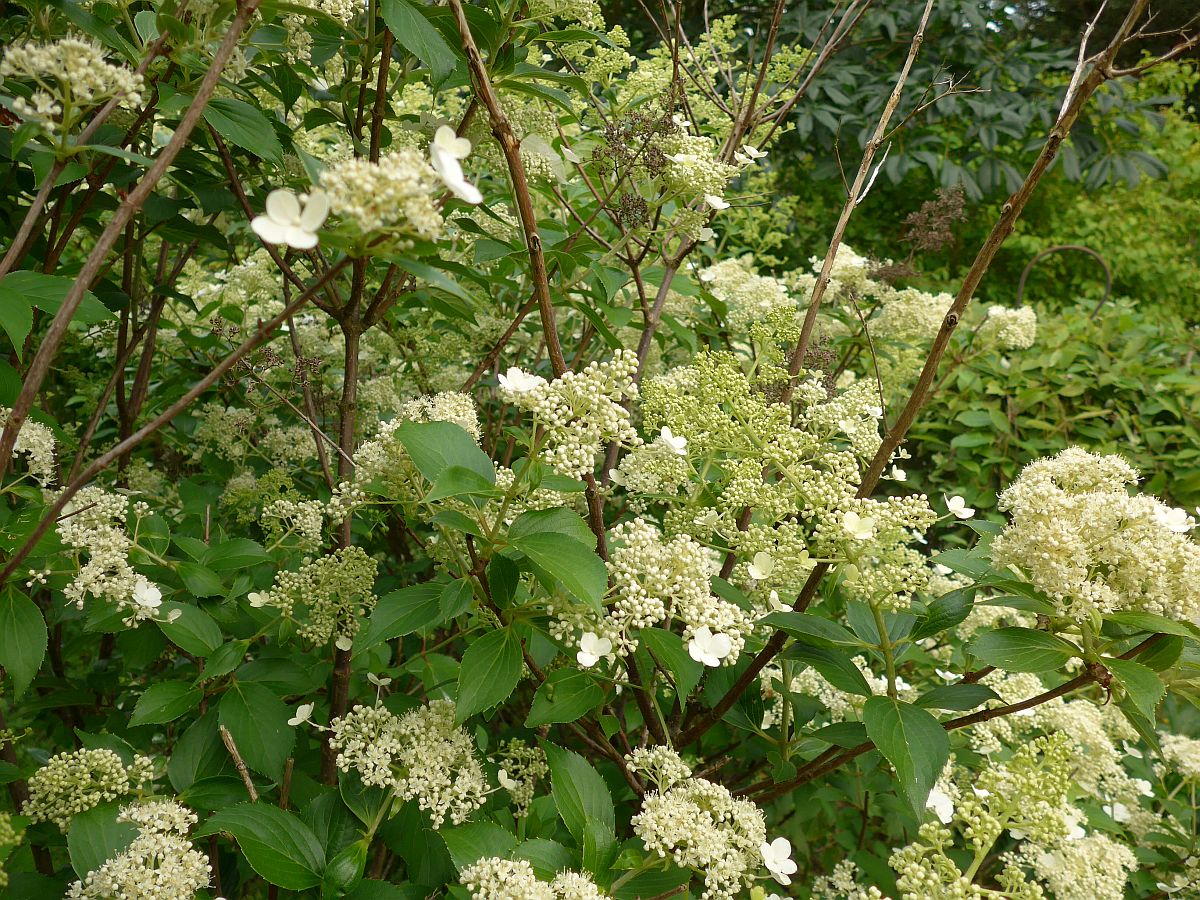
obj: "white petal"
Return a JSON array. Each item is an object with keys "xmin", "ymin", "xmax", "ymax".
[
  {"xmin": 299, "ymin": 190, "xmax": 330, "ymax": 230},
  {"xmin": 251, "ymin": 216, "xmax": 291, "ymax": 245},
  {"xmin": 265, "ymin": 189, "xmax": 301, "ymax": 225},
  {"xmin": 284, "ymin": 227, "xmax": 319, "ymax": 250}
]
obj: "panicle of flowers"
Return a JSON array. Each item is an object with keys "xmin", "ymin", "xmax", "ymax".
[
  {"xmin": 260, "ymin": 497, "xmax": 326, "ymax": 552},
  {"xmin": 696, "ymin": 257, "xmax": 792, "ymax": 331},
  {"xmin": 329, "ymin": 700, "xmax": 487, "ymax": 829},
  {"xmin": 1021, "ymin": 832, "xmax": 1136, "ymax": 900},
  {"xmin": 977, "ymin": 305, "xmax": 1037, "ymax": 350},
  {"xmin": 991, "ymin": 447, "xmax": 1200, "ymax": 622},
  {"xmin": 250, "ymin": 546, "xmax": 377, "ymax": 647},
  {"xmin": 320, "ymin": 149, "xmax": 444, "ymax": 239},
  {"xmin": 1160, "ymin": 732, "xmax": 1200, "ymax": 780},
  {"xmin": 501, "ymin": 351, "xmax": 639, "ymax": 478},
  {"xmin": 659, "ymin": 133, "xmax": 737, "ymax": 204},
  {"xmin": 0, "ymin": 407, "xmax": 56, "ymax": 485},
  {"xmin": 0, "ymin": 811, "xmax": 17, "ymax": 888},
  {"xmin": 811, "ymin": 860, "xmax": 892, "ymax": 900},
  {"xmin": 0, "ymin": 36, "xmax": 143, "ymax": 139},
  {"xmin": 631, "ymin": 775, "xmax": 767, "ymax": 900},
  {"xmin": 65, "ymin": 799, "xmax": 209, "ymax": 900},
  {"xmin": 492, "ymin": 739, "xmax": 548, "ymax": 818},
  {"xmin": 459, "ymin": 858, "xmax": 609, "ymax": 900},
  {"xmin": 24, "ymin": 748, "xmax": 153, "ymax": 831},
  {"xmin": 625, "ymin": 745, "xmax": 692, "ymax": 792}
]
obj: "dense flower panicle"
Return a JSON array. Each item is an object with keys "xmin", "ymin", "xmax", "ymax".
[
  {"xmin": 261, "ymin": 497, "xmax": 326, "ymax": 552},
  {"xmin": 0, "ymin": 407, "xmax": 56, "ymax": 485},
  {"xmin": 24, "ymin": 749, "xmax": 153, "ymax": 830},
  {"xmin": 978, "ymin": 305, "xmax": 1038, "ymax": 350},
  {"xmin": 320, "ymin": 150, "xmax": 444, "ymax": 238},
  {"xmin": 460, "ymin": 858, "xmax": 555, "ymax": 900},
  {"xmin": 992, "ymin": 447, "xmax": 1200, "ymax": 621},
  {"xmin": 502, "ymin": 351, "xmax": 639, "ymax": 477},
  {"xmin": 65, "ymin": 800, "xmax": 209, "ymax": 900},
  {"xmin": 1026, "ymin": 833, "xmax": 1136, "ymax": 900},
  {"xmin": 0, "ymin": 36, "xmax": 143, "ymax": 135},
  {"xmin": 330, "ymin": 700, "xmax": 486, "ymax": 828},
  {"xmin": 625, "ymin": 745, "xmax": 693, "ymax": 791},
  {"xmin": 1161, "ymin": 732, "xmax": 1200, "ymax": 780},
  {"xmin": 0, "ymin": 812, "xmax": 16, "ymax": 888},
  {"xmin": 632, "ymin": 776, "xmax": 767, "ymax": 899},
  {"xmin": 697, "ymin": 257, "xmax": 792, "ymax": 330},
  {"xmin": 251, "ymin": 546, "xmax": 377, "ymax": 646}
]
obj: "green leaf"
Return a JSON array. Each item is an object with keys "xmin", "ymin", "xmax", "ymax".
[
  {"xmin": 0, "ymin": 272, "xmax": 111, "ymax": 358},
  {"xmin": 176, "ymin": 561, "xmax": 225, "ymax": 598},
  {"xmin": 760, "ymin": 612, "xmax": 862, "ymax": 648},
  {"xmin": 130, "ymin": 680, "xmax": 201, "ymax": 726},
  {"xmin": 196, "ymin": 803, "xmax": 326, "ymax": 890},
  {"xmin": 969, "ymin": 627, "xmax": 1078, "ymax": 672},
  {"xmin": 507, "ymin": 508, "xmax": 596, "ymax": 546},
  {"xmin": 862, "ymin": 696, "xmax": 950, "ymax": 819},
  {"xmin": 203, "ymin": 538, "xmax": 272, "ymax": 571},
  {"xmin": 380, "ymin": 0, "xmax": 458, "ymax": 87},
  {"xmin": 323, "ymin": 837, "xmax": 369, "ymax": 897},
  {"xmin": 911, "ymin": 588, "xmax": 976, "ymax": 642},
  {"xmin": 0, "ymin": 589, "xmax": 46, "ymax": 697},
  {"xmin": 395, "ymin": 421, "xmax": 496, "ymax": 486},
  {"xmin": 68, "ymin": 803, "xmax": 138, "ymax": 879},
  {"xmin": 507, "ymin": 509, "xmax": 606, "ymax": 609},
  {"xmin": 513, "ymin": 838, "xmax": 574, "ymax": 879},
  {"xmin": 914, "ymin": 683, "xmax": 1000, "ymax": 712},
  {"xmin": 782, "ymin": 643, "xmax": 873, "ymax": 696},
  {"xmin": 158, "ymin": 602, "xmax": 223, "ymax": 656},
  {"xmin": 0, "ymin": 292, "xmax": 31, "ymax": 358},
  {"xmin": 426, "ymin": 466, "xmax": 502, "ymax": 502},
  {"xmin": 526, "ymin": 668, "xmax": 604, "ymax": 726},
  {"xmin": 638, "ymin": 628, "xmax": 702, "ymax": 701},
  {"xmin": 1106, "ymin": 657, "xmax": 1165, "ymax": 722},
  {"xmin": 1104, "ymin": 612, "xmax": 1198, "ymax": 639},
  {"xmin": 439, "ymin": 579, "xmax": 474, "ymax": 621},
  {"xmin": 440, "ymin": 821, "xmax": 516, "ymax": 871},
  {"xmin": 544, "ymin": 744, "xmax": 614, "ymax": 842},
  {"xmin": 218, "ymin": 682, "xmax": 295, "ymax": 779},
  {"xmin": 356, "ymin": 584, "xmax": 443, "ymax": 652},
  {"xmin": 810, "ymin": 721, "xmax": 867, "ymax": 748},
  {"xmin": 455, "ymin": 628, "xmax": 523, "ymax": 721},
  {"xmin": 202, "ymin": 98, "xmax": 283, "ymax": 163}
]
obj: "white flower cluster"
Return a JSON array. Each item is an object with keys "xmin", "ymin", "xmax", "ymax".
[
  {"xmin": 493, "ymin": 739, "xmax": 548, "ymax": 817},
  {"xmin": 812, "ymin": 860, "xmax": 891, "ymax": 900},
  {"xmin": 261, "ymin": 497, "xmax": 326, "ymax": 552},
  {"xmin": 977, "ymin": 305, "xmax": 1038, "ymax": 350},
  {"xmin": 24, "ymin": 748, "xmax": 153, "ymax": 831},
  {"xmin": 631, "ymin": 776, "xmax": 767, "ymax": 899},
  {"xmin": 0, "ymin": 36, "xmax": 143, "ymax": 137},
  {"xmin": 600, "ymin": 517, "xmax": 750, "ymax": 664},
  {"xmin": 248, "ymin": 546, "xmax": 377, "ymax": 647},
  {"xmin": 991, "ymin": 447, "xmax": 1200, "ymax": 621},
  {"xmin": 459, "ymin": 857, "xmax": 609, "ymax": 900},
  {"xmin": 0, "ymin": 407, "xmax": 55, "ymax": 485},
  {"xmin": 624, "ymin": 745, "xmax": 692, "ymax": 792},
  {"xmin": 1024, "ymin": 832, "xmax": 1136, "ymax": 900},
  {"xmin": 697, "ymin": 257, "xmax": 792, "ymax": 330},
  {"xmin": 660, "ymin": 133, "xmax": 736, "ymax": 203},
  {"xmin": 65, "ymin": 800, "xmax": 209, "ymax": 900},
  {"xmin": 1160, "ymin": 732, "xmax": 1200, "ymax": 780},
  {"xmin": 56, "ymin": 486, "xmax": 165, "ymax": 625},
  {"xmin": 501, "ymin": 352, "xmax": 640, "ymax": 478},
  {"xmin": 320, "ymin": 149, "xmax": 444, "ymax": 239},
  {"xmin": 329, "ymin": 700, "xmax": 487, "ymax": 828}
]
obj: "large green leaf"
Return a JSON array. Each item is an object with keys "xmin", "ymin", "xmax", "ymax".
[
  {"xmin": 969, "ymin": 627, "xmax": 1078, "ymax": 672},
  {"xmin": 1106, "ymin": 657, "xmax": 1165, "ymax": 722},
  {"xmin": 130, "ymin": 680, "xmax": 202, "ymax": 726},
  {"xmin": 196, "ymin": 803, "xmax": 326, "ymax": 890},
  {"xmin": 395, "ymin": 421, "xmax": 495, "ymax": 486},
  {"xmin": 440, "ymin": 821, "xmax": 516, "ymax": 870},
  {"xmin": 544, "ymin": 744, "xmax": 614, "ymax": 842},
  {"xmin": 507, "ymin": 508, "xmax": 606, "ymax": 610},
  {"xmin": 218, "ymin": 682, "xmax": 295, "ymax": 779},
  {"xmin": 68, "ymin": 803, "xmax": 138, "ymax": 879},
  {"xmin": 862, "ymin": 696, "xmax": 950, "ymax": 819},
  {"xmin": 158, "ymin": 602, "xmax": 223, "ymax": 656},
  {"xmin": 782, "ymin": 643, "xmax": 873, "ymax": 696},
  {"xmin": 638, "ymin": 627, "xmax": 703, "ymax": 701},
  {"xmin": 455, "ymin": 627, "xmax": 523, "ymax": 721},
  {"xmin": 203, "ymin": 98, "xmax": 284, "ymax": 163},
  {"xmin": 760, "ymin": 611, "xmax": 863, "ymax": 649},
  {"xmin": 526, "ymin": 668, "xmax": 604, "ymax": 726},
  {"xmin": 0, "ymin": 588, "xmax": 46, "ymax": 697},
  {"xmin": 380, "ymin": 0, "xmax": 458, "ymax": 87},
  {"xmin": 356, "ymin": 584, "xmax": 443, "ymax": 652}
]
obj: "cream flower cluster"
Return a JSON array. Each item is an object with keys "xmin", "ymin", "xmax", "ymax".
[
  {"xmin": 0, "ymin": 36, "xmax": 143, "ymax": 137},
  {"xmin": 501, "ymin": 352, "xmax": 640, "ymax": 478},
  {"xmin": 24, "ymin": 748, "xmax": 153, "ymax": 831},
  {"xmin": 492, "ymin": 739, "xmax": 548, "ymax": 818},
  {"xmin": 978, "ymin": 305, "xmax": 1038, "ymax": 350},
  {"xmin": 1022, "ymin": 833, "xmax": 1136, "ymax": 900},
  {"xmin": 249, "ymin": 546, "xmax": 377, "ymax": 647},
  {"xmin": 631, "ymin": 776, "xmax": 767, "ymax": 900},
  {"xmin": 0, "ymin": 812, "xmax": 16, "ymax": 888},
  {"xmin": 56, "ymin": 485, "xmax": 165, "ymax": 625},
  {"xmin": 329, "ymin": 700, "xmax": 486, "ymax": 828},
  {"xmin": 697, "ymin": 257, "xmax": 792, "ymax": 331},
  {"xmin": 261, "ymin": 497, "xmax": 326, "ymax": 552},
  {"xmin": 65, "ymin": 800, "xmax": 209, "ymax": 900},
  {"xmin": 1160, "ymin": 732, "xmax": 1200, "ymax": 780},
  {"xmin": 459, "ymin": 857, "xmax": 610, "ymax": 900},
  {"xmin": 320, "ymin": 149, "xmax": 444, "ymax": 239},
  {"xmin": 991, "ymin": 447, "xmax": 1200, "ymax": 621},
  {"xmin": 625, "ymin": 745, "xmax": 693, "ymax": 792},
  {"xmin": 0, "ymin": 407, "xmax": 56, "ymax": 485}
]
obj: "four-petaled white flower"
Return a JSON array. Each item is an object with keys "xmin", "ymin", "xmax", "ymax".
[
  {"xmin": 842, "ymin": 510, "xmax": 876, "ymax": 541},
  {"xmin": 704, "ymin": 193, "xmax": 730, "ymax": 210},
  {"xmin": 1103, "ymin": 801, "xmax": 1132, "ymax": 823},
  {"xmin": 890, "ymin": 465, "xmax": 907, "ymax": 481},
  {"xmin": 497, "ymin": 768, "xmax": 519, "ymax": 791},
  {"xmin": 747, "ymin": 551, "xmax": 775, "ymax": 581},
  {"xmin": 251, "ymin": 189, "xmax": 329, "ymax": 249},
  {"xmin": 247, "ymin": 591, "xmax": 269, "ymax": 608},
  {"xmin": 671, "ymin": 113, "xmax": 692, "ymax": 129},
  {"xmin": 132, "ymin": 576, "xmax": 162, "ymax": 609},
  {"xmin": 946, "ymin": 495, "xmax": 975, "ymax": 520},
  {"xmin": 429, "ymin": 125, "xmax": 482, "ymax": 204},
  {"xmin": 767, "ymin": 590, "xmax": 789, "ymax": 613},
  {"xmin": 367, "ymin": 672, "xmax": 392, "ymax": 687},
  {"xmin": 498, "ymin": 366, "xmax": 546, "ymax": 393},
  {"xmin": 760, "ymin": 836, "xmax": 797, "ymax": 885},
  {"xmin": 334, "ymin": 635, "xmax": 353, "ymax": 651},
  {"xmin": 688, "ymin": 626, "xmax": 732, "ymax": 667},
  {"xmin": 576, "ymin": 632, "xmax": 612, "ymax": 668},
  {"xmin": 926, "ymin": 785, "xmax": 954, "ymax": 824},
  {"xmin": 741, "ymin": 145, "xmax": 767, "ymax": 160},
  {"xmin": 698, "ymin": 226, "xmax": 714, "ymax": 242},
  {"xmin": 1155, "ymin": 505, "xmax": 1193, "ymax": 533},
  {"xmin": 288, "ymin": 702, "xmax": 314, "ymax": 727},
  {"xmin": 659, "ymin": 426, "xmax": 687, "ymax": 456}
]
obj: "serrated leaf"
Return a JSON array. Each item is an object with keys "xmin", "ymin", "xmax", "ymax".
[
  {"xmin": 969, "ymin": 627, "xmax": 1078, "ymax": 672},
  {"xmin": 218, "ymin": 682, "xmax": 294, "ymax": 779},
  {"xmin": 760, "ymin": 611, "xmax": 862, "ymax": 648},
  {"xmin": 68, "ymin": 803, "xmax": 138, "ymax": 879},
  {"xmin": 914, "ymin": 683, "xmax": 1000, "ymax": 712},
  {"xmin": 639, "ymin": 628, "xmax": 702, "ymax": 701},
  {"xmin": 526, "ymin": 668, "xmax": 604, "ymax": 726},
  {"xmin": 1106, "ymin": 657, "xmax": 1165, "ymax": 722},
  {"xmin": 203, "ymin": 97, "xmax": 283, "ymax": 163},
  {"xmin": 440, "ymin": 821, "xmax": 516, "ymax": 870},
  {"xmin": 396, "ymin": 421, "xmax": 495, "ymax": 486},
  {"xmin": 863, "ymin": 696, "xmax": 950, "ymax": 819},
  {"xmin": 0, "ymin": 589, "xmax": 46, "ymax": 697},
  {"xmin": 196, "ymin": 803, "xmax": 326, "ymax": 890},
  {"xmin": 545, "ymin": 744, "xmax": 614, "ymax": 842},
  {"xmin": 782, "ymin": 643, "xmax": 873, "ymax": 696},
  {"xmin": 455, "ymin": 628, "xmax": 523, "ymax": 721},
  {"xmin": 356, "ymin": 584, "xmax": 443, "ymax": 652},
  {"xmin": 130, "ymin": 680, "xmax": 201, "ymax": 726},
  {"xmin": 380, "ymin": 0, "xmax": 458, "ymax": 87}
]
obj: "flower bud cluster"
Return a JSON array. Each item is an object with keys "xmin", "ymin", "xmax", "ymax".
[
  {"xmin": 978, "ymin": 305, "xmax": 1038, "ymax": 350},
  {"xmin": 492, "ymin": 739, "xmax": 548, "ymax": 818},
  {"xmin": 251, "ymin": 545, "xmax": 377, "ymax": 646},
  {"xmin": 459, "ymin": 857, "xmax": 610, "ymax": 900},
  {"xmin": 24, "ymin": 748, "xmax": 153, "ymax": 831},
  {"xmin": 625, "ymin": 745, "xmax": 692, "ymax": 792},
  {"xmin": 0, "ymin": 407, "xmax": 56, "ymax": 485},
  {"xmin": 320, "ymin": 150, "xmax": 444, "ymax": 239}
]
